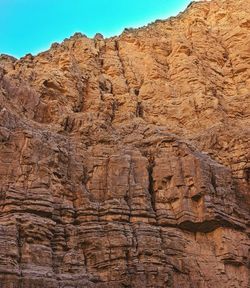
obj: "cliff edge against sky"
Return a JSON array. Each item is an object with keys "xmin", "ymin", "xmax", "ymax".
[{"xmin": 0, "ymin": 0, "xmax": 249, "ymax": 287}]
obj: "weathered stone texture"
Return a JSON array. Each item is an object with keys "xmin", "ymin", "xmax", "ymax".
[{"xmin": 0, "ymin": 0, "xmax": 249, "ymax": 287}]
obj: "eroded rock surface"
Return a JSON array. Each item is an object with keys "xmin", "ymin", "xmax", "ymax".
[{"xmin": 0, "ymin": 0, "xmax": 249, "ymax": 287}]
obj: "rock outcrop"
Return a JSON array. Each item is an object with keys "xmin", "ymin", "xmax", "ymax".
[{"xmin": 0, "ymin": 0, "xmax": 249, "ymax": 287}]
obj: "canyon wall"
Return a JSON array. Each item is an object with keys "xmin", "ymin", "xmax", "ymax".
[{"xmin": 0, "ymin": 0, "xmax": 249, "ymax": 287}]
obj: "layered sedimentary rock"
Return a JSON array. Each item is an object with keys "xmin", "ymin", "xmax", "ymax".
[{"xmin": 0, "ymin": 0, "xmax": 249, "ymax": 287}]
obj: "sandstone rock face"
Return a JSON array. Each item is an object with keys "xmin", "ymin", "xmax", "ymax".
[{"xmin": 0, "ymin": 0, "xmax": 249, "ymax": 287}]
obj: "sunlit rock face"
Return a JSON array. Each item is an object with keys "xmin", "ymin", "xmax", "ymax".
[{"xmin": 0, "ymin": 0, "xmax": 249, "ymax": 287}]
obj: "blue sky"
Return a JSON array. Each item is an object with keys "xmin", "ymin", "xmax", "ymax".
[{"xmin": 0, "ymin": 0, "xmax": 191, "ymax": 58}]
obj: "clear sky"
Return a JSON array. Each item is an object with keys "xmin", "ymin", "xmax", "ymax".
[{"xmin": 0, "ymin": 0, "xmax": 191, "ymax": 58}]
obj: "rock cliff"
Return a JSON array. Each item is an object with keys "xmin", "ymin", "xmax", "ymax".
[{"xmin": 0, "ymin": 0, "xmax": 249, "ymax": 287}]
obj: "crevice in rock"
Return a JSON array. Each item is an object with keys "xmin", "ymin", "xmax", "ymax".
[
  {"xmin": 210, "ymin": 169, "xmax": 217, "ymax": 193},
  {"xmin": 125, "ymin": 157, "xmax": 133, "ymax": 223},
  {"xmin": 99, "ymin": 77, "xmax": 113, "ymax": 94},
  {"xmin": 243, "ymin": 167, "xmax": 250, "ymax": 183},
  {"xmin": 73, "ymin": 79, "xmax": 88, "ymax": 113},
  {"xmin": 0, "ymin": 1, "xmax": 249, "ymax": 286},
  {"xmin": 191, "ymin": 192, "xmax": 202, "ymax": 202},
  {"xmin": 131, "ymin": 225, "xmax": 138, "ymax": 253},
  {"xmin": 114, "ymin": 40, "xmax": 130, "ymax": 92},
  {"xmin": 110, "ymin": 100, "xmax": 118, "ymax": 122},
  {"xmin": 16, "ymin": 223, "xmax": 23, "ymax": 278},
  {"xmin": 134, "ymin": 88, "xmax": 139, "ymax": 96},
  {"xmin": 147, "ymin": 156, "xmax": 156, "ymax": 213},
  {"xmin": 135, "ymin": 102, "xmax": 144, "ymax": 118},
  {"xmin": 62, "ymin": 116, "xmax": 73, "ymax": 132},
  {"xmin": 72, "ymin": 99, "xmax": 84, "ymax": 112},
  {"xmin": 133, "ymin": 87, "xmax": 144, "ymax": 118}
]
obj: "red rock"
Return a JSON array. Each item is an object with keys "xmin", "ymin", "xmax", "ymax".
[{"xmin": 0, "ymin": 0, "xmax": 249, "ymax": 287}]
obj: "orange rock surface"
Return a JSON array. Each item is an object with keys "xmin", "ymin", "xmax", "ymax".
[{"xmin": 0, "ymin": 0, "xmax": 249, "ymax": 287}]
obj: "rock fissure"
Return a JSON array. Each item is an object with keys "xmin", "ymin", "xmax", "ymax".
[{"xmin": 0, "ymin": 0, "xmax": 249, "ymax": 287}]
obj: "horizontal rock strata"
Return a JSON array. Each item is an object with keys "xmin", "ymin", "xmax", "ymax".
[{"xmin": 0, "ymin": 0, "xmax": 249, "ymax": 287}]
